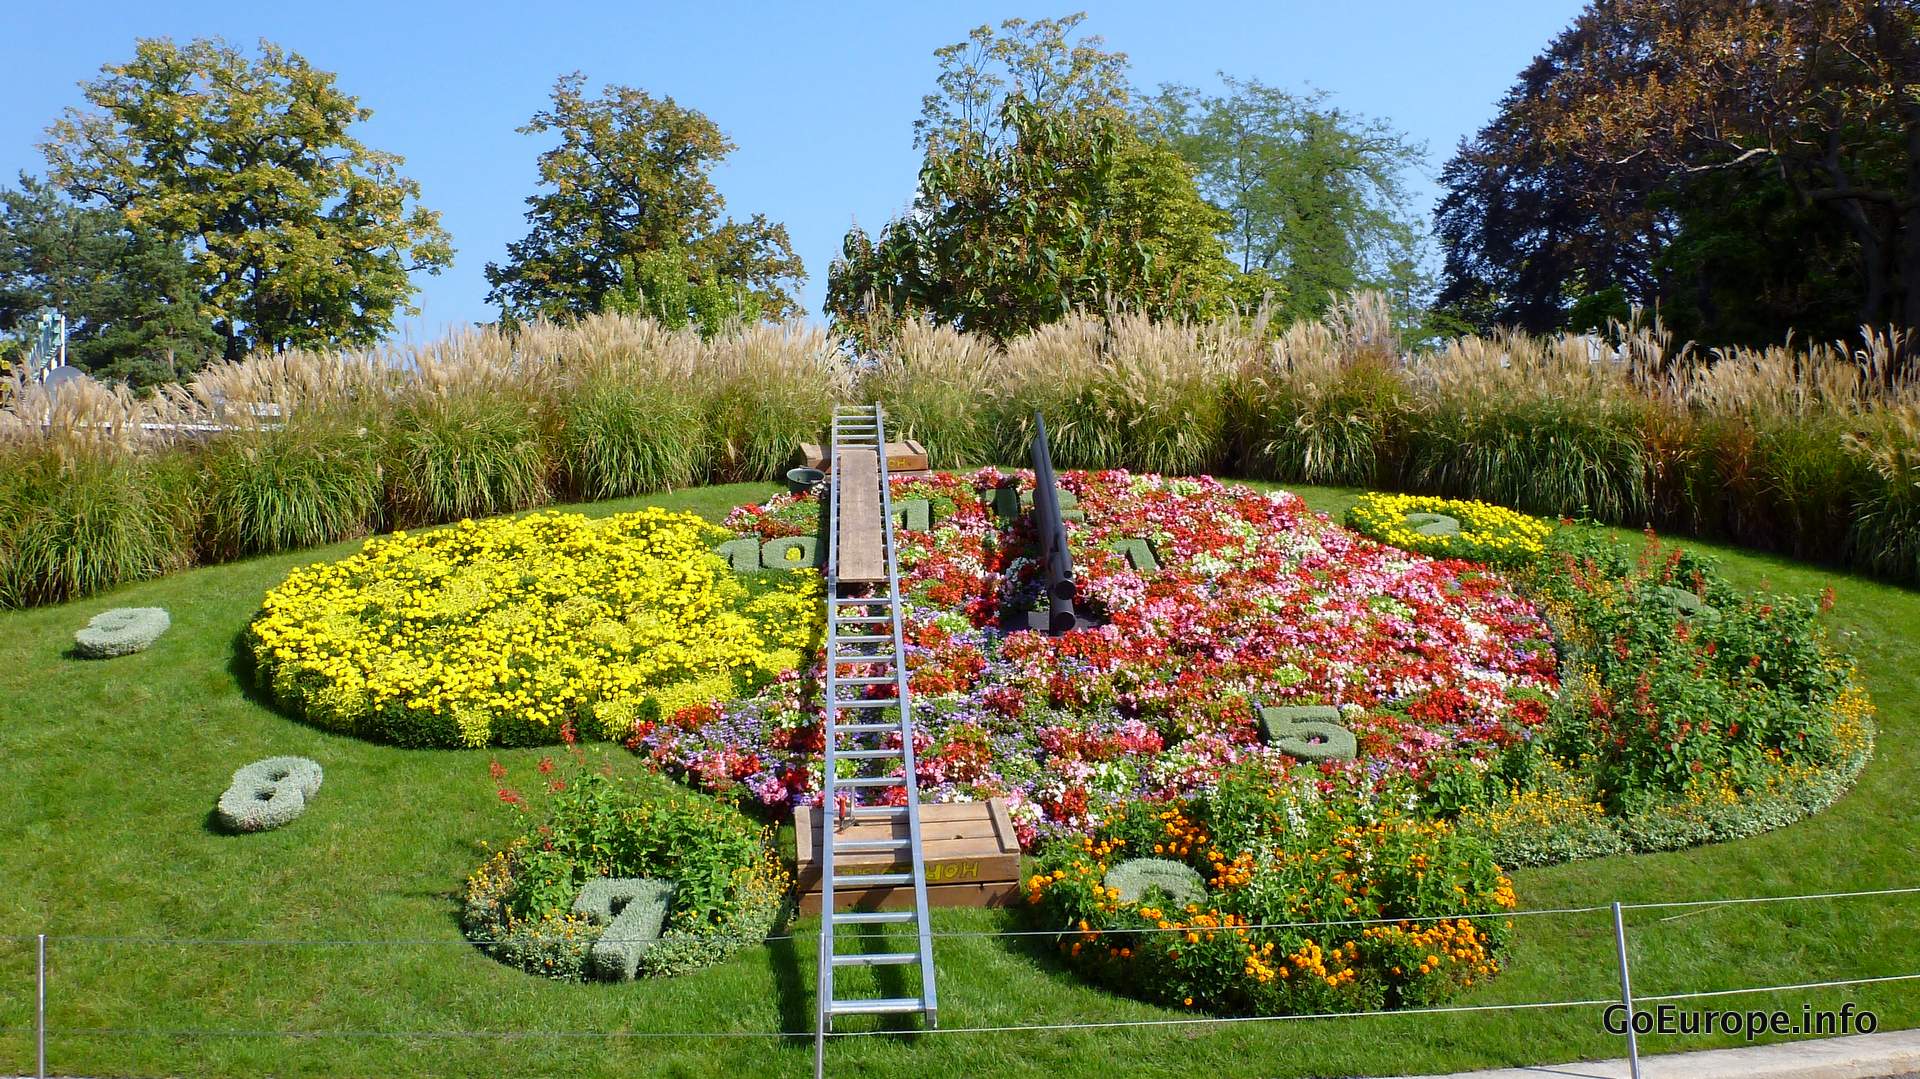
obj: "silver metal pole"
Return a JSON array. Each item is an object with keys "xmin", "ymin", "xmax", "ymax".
[
  {"xmin": 36, "ymin": 933, "xmax": 46, "ymax": 1079},
  {"xmin": 1611, "ymin": 902, "xmax": 1642, "ymax": 1079}
]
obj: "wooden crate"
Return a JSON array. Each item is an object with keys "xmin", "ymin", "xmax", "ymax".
[
  {"xmin": 797, "ymin": 440, "xmax": 928, "ymax": 473},
  {"xmin": 796, "ymin": 799, "xmax": 1021, "ymax": 914}
]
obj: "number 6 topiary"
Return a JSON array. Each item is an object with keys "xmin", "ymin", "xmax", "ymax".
[{"xmin": 215, "ymin": 757, "xmax": 324, "ymax": 833}]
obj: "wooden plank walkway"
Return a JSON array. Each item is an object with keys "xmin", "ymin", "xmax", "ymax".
[{"xmin": 835, "ymin": 447, "xmax": 886, "ymax": 583}]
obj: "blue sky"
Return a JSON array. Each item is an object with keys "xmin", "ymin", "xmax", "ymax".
[{"xmin": 2, "ymin": 1, "xmax": 1585, "ymax": 336}]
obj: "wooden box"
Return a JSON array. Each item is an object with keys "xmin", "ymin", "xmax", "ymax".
[
  {"xmin": 797, "ymin": 440, "xmax": 928, "ymax": 474},
  {"xmin": 795, "ymin": 799, "xmax": 1021, "ymax": 914}
]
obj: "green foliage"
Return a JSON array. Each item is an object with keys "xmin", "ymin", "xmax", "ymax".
[
  {"xmin": 42, "ymin": 38, "xmax": 452, "ymax": 359},
  {"xmin": 199, "ymin": 420, "xmax": 384, "ymax": 560},
  {"xmin": 1026, "ymin": 778, "xmax": 1517, "ymax": 1015},
  {"xmin": 72, "ymin": 606, "xmax": 170, "ymax": 658},
  {"xmin": 606, "ymin": 245, "xmax": 762, "ymax": 339},
  {"xmin": 0, "ymin": 446, "xmax": 194, "ymax": 608},
  {"xmin": 385, "ymin": 392, "xmax": 550, "ymax": 526},
  {"xmin": 464, "ymin": 758, "xmax": 787, "ymax": 981},
  {"xmin": 485, "ymin": 74, "xmax": 801, "ymax": 324},
  {"xmin": 1144, "ymin": 77, "xmax": 1431, "ymax": 328},
  {"xmin": 0, "ymin": 177, "xmax": 220, "ymax": 387},
  {"xmin": 1529, "ymin": 530, "xmax": 1848, "ymax": 810},
  {"xmin": 572, "ymin": 878, "xmax": 675, "ymax": 981},
  {"xmin": 828, "ymin": 98, "xmax": 1233, "ymax": 342}
]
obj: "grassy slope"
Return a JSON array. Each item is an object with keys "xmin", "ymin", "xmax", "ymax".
[{"xmin": 0, "ymin": 480, "xmax": 1915, "ymax": 1079}]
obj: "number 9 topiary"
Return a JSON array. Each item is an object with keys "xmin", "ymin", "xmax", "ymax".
[
  {"xmin": 73, "ymin": 607, "xmax": 171, "ymax": 658},
  {"xmin": 215, "ymin": 757, "xmax": 323, "ymax": 833}
]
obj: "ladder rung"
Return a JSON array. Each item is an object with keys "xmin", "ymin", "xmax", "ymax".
[
  {"xmin": 830, "ymin": 698, "xmax": 900, "ymax": 710},
  {"xmin": 833, "ymin": 837, "xmax": 911, "ymax": 852},
  {"xmin": 851, "ymin": 805, "xmax": 908, "ymax": 818},
  {"xmin": 832, "ymin": 952, "xmax": 919, "ymax": 968},
  {"xmin": 836, "ymin": 748, "xmax": 902, "ymax": 760},
  {"xmin": 837, "ymin": 634, "xmax": 892, "ymax": 644},
  {"xmin": 831, "ymin": 654, "xmax": 897, "ymax": 665},
  {"xmin": 837, "ymin": 721, "xmax": 901, "ymax": 734},
  {"xmin": 836, "ymin": 872, "xmax": 912, "ymax": 887},
  {"xmin": 832, "ymin": 597, "xmax": 889, "ymax": 605},
  {"xmin": 828, "ymin": 996, "xmax": 927, "ymax": 1016},
  {"xmin": 834, "ymin": 615, "xmax": 892, "ymax": 624},
  {"xmin": 835, "ymin": 776, "xmax": 905, "ymax": 789},
  {"xmin": 831, "ymin": 909, "xmax": 918, "ymax": 924},
  {"xmin": 833, "ymin": 675, "xmax": 895, "ymax": 685}
]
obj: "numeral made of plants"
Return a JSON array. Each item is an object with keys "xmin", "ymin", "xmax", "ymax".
[
  {"xmin": 1107, "ymin": 537, "xmax": 1159, "ymax": 573},
  {"xmin": 214, "ymin": 756, "xmax": 323, "ymax": 833},
  {"xmin": 1257, "ymin": 705, "xmax": 1358, "ymax": 761},
  {"xmin": 1402, "ymin": 512, "xmax": 1462, "ymax": 537},
  {"xmin": 572, "ymin": 878, "xmax": 676, "ymax": 981},
  {"xmin": 711, "ymin": 536, "xmax": 823, "ymax": 571}
]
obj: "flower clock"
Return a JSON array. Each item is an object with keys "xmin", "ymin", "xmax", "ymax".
[{"xmin": 637, "ymin": 471, "xmax": 1561, "ymax": 845}]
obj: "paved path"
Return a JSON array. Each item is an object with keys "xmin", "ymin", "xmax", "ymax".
[{"xmin": 1391, "ymin": 1029, "xmax": 1920, "ymax": 1079}]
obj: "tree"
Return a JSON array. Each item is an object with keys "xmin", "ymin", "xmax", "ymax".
[
  {"xmin": 1143, "ymin": 77, "xmax": 1431, "ymax": 325},
  {"xmin": 0, "ymin": 176, "xmax": 220, "ymax": 387},
  {"xmin": 914, "ymin": 13, "xmax": 1133, "ymax": 157},
  {"xmin": 42, "ymin": 37, "xmax": 453, "ymax": 360},
  {"xmin": 1438, "ymin": 0, "xmax": 1920, "ymax": 338},
  {"xmin": 827, "ymin": 101, "xmax": 1233, "ymax": 343},
  {"xmin": 1536, "ymin": 0, "xmax": 1920, "ymax": 334},
  {"xmin": 485, "ymin": 74, "xmax": 802, "ymax": 324},
  {"xmin": 604, "ymin": 242, "xmax": 763, "ymax": 338},
  {"xmin": 829, "ymin": 15, "xmax": 1231, "ymax": 342}
]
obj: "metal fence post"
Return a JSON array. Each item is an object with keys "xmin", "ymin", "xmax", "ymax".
[
  {"xmin": 1610, "ymin": 902, "xmax": 1642, "ymax": 1079},
  {"xmin": 36, "ymin": 933, "xmax": 46, "ymax": 1079}
]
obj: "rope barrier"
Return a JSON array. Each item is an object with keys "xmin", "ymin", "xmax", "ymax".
[{"xmin": 23, "ymin": 880, "xmax": 1920, "ymax": 948}]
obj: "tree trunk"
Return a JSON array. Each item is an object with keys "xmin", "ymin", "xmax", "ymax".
[{"xmin": 1902, "ymin": 104, "xmax": 1920, "ymax": 337}]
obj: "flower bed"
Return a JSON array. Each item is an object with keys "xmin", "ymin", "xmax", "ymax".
[
  {"xmin": 248, "ymin": 508, "xmax": 820, "ymax": 747},
  {"xmin": 1023, "ymin": 769, "xmax": 1517, "ymax": 1015},
  {"xmin": 463, "ymin": 755, "xmax": 788, "ymax": 980},
  {"xmin": 634, "ymin": 470, "xmax": 1562, "ymax": 845},
  {"xmin": 1344, "ymin": 493, "xmax": 1552, "ymax": 567}
]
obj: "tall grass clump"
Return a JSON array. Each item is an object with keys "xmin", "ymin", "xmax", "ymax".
[
  {"xmin": 997, "ymin": 313, "xmax": 1231, "ymax": 475},
  {"xmin": 198, "ymin": 417, "xmax": 385, "ymax": 560},
  {"xmin": 560, "ymin": 381, "xmax": 709, "ymax": 498},
  {"xmin": 1404, "ymin": 332, "xmax": 1654, "ymax": 521},
  {"xmin": 1848, "ymin": 406, "xmax": 1920, "ymax": 582},
  {"xmin": 0, "ymin": 445, "xmax": 195, "ymax": 608},
  {"xmin": 701, "ymin": 324, "xmax": 845, "ymax": 483},
  {"xmin": 1229, "ymin": 294, "xmax": 1409, "ymax": 486},
  {"xmin": 859, "ymin": 320, "xmax": 1002, "ymax": 468},
  {"xmin": 386, "ymin": 391, "xmax": 550, "ymax": 526}
]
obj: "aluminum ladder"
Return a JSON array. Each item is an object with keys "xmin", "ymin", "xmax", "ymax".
[{"xmin": 814, "ymin": 403, "xmax": 938, "ymax": 1079}]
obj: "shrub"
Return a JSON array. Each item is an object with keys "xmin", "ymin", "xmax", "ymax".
[
  {"xmin": 198, "ymin": 420, "xmax": 383, "ymax": 560},
  {"xmin": 248, "ymin": 509, "xmax": 821, "ymax": 747},
  {"xmin": 214, "ymin": 756, "xmax": 323, "ymax": 833},
  {"xmin": 1024, "ymin": 775, "xmax": 1517, "ymax": 1015},
  {"xmin": 386, "ymin": 391, "xmax": 549, "ymax": 526},
  {"xmin": 73, "ymin": 606, "xmax": 171, "ymax": 658},
  {"xmin": 1344, "ymin": 493, "xmax": 1554, "ymax": 567},
  {"xmin": 1525, "ymin": 529, "xmax": 1853, "ymax": 812},
  {"xmin": 463, "ymin": 765, "xmax": 787, "ymax": 981}
]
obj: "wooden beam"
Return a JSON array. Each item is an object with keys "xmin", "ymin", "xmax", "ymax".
[{"xmin": 835, "ymin": 447, "xmax": 886, "ymax": 584}]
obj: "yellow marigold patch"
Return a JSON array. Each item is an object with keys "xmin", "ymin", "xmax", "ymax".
[
  {"xmin": 248, "ymin": 508, "xmax": 822, "ymax": 747},
  {"xmin": 1345, "ymin": 493, "xmax": 1553, "ymax": 567}
]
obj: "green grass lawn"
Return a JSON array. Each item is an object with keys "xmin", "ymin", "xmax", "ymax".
[{"xmin": 1, "ymin": 479, "xmax": 1917, "ymax": 1078}]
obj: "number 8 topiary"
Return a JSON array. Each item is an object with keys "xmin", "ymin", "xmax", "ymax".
[{"xmin": 215, "ymin": 757, "xmax": 323, "ymax": 833}]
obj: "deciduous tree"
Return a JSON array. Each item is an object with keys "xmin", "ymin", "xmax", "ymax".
[
  {"xmin": 42, "ymin": 37, "xmax": 453, "ymax": 360},
  {"xmin": 485, "ymin": 74, "xmax": 802, "ymax": 323}
]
